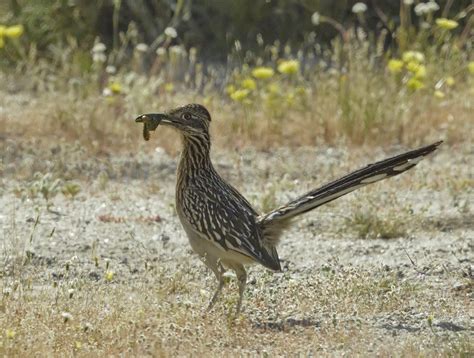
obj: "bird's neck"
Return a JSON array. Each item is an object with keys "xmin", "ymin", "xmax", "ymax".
[{"xmin": 178, "ymin": 134, "xmax": 213, "ymax": 175}]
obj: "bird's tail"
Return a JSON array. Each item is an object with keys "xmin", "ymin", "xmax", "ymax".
[{"xmin": 258, "ymin": 141, "xmax": 442, "ymax": 234}]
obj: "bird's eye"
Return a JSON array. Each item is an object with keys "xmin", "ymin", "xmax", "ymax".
[{"xmin": 182, "ymin": 112, "xmax": 192, "ymax": 120}]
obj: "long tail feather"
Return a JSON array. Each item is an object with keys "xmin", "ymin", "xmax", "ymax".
[{"xmin": 259, "ymin": 141, "xmax": 442, "ymax": 227}]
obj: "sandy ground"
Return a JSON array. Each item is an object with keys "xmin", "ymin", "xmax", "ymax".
[{"xmin": 1, "ymin": 138, "xmax": 473, "ymax": 355}]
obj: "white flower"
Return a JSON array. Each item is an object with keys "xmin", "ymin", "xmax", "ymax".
[
  {"xmin": 135, "ymin": 43, "xmax": 148, "ymax": 53},
  {"xmin": 403, "ymin": 0, "xmax": 414, "ymax": 5},
  {"xmin": 414, "ymin": 3, "xmax": 427, "ymax": 15},
  {"xmin": 164, "ymin": 27, "xmax": 177, "ymax": 38},
  {"xmin": 415, "ymin": 1, "xmax": 439, "ymax": 16},
  {"xmin": 426, "ymin": 1, "xmax": 440, "ymax": 12},
  {"xmin": 92, "ymin": 52, "xmax": 106, "ymax": 63},
  {"xmin": 169, "ymin": 45, "xmax": 184, "ymax": 55},
  {"xmin": 311, "ymin": 12, "xmax": 321, "ymax": 25},
  {"xmin": 92, "ymin": 42, "xmax": 106, "ymax": 53},
  {"xmin": 105, "ymin": 65, "xmax": 116, "ymax": 74},
  {"xmin": 420, "ymin": 21, "xmax": 431, "ymax": 29},
  {"xmin": 156, "ymin": 47, "xmax": 167, "ymax": 56},
  {"xmin": 352, "ymin": 2, "xmax": 368, "ymax": 14},
  {"xmin": 102, "ymin": 88, "xmax": 112, "ymax": 97}
]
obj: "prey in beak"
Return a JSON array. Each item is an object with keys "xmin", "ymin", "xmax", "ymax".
[{"xmin": 135, "ymin": 113, "xmax": 166, "ymax": 141}]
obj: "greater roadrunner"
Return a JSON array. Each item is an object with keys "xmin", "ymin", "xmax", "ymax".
[{"xmin": 135, "ymin": 104, "xmax": 441, "ymax": 314}]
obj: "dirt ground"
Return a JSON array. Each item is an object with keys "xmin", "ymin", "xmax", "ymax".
[{"xmin": 1, "ymin": 136, "xmax": 473, "ymax": 356}]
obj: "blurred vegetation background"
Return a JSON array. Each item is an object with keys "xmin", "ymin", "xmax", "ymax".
[
  {"xmin": 1, "ymin": 0, "xmax": 472, "ymax": 61},
  {"xmin": 0, "ymin": 0, "xmax": 472, "ymax": 151}
]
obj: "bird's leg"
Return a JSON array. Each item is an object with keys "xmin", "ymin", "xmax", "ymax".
[
  {"xmin": 233, "ymin": 264, "xmax": 247, "ymax": 316},
  {"xmin": 207, "ymin": 277, "xmax": 224, "ymax": 311},
  {"xmin": 205, "ymin": 258, "xmax": 225, "ymax": 311},
  {"xmin": 208, "ymin": 276, "xmax": 224, "ymax": 311}
]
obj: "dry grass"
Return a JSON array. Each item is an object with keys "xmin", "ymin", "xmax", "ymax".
[
  {"xmin": 1, "ymin": 256, "xmax": 472, "ymax": 356},
  {"xmin": 1, "ymin": 67, "xmax": 472, "ymax": 160}
]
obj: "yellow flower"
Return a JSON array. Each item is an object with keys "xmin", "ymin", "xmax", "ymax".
[
  {"xmin": 267, "ymin": 83, "xmax": 280, "ymax": 94},
  {"xmin": 241, "ymin": 78, "xmax": 256, "ymax": 90},
  {"xmin": 295, "ymin": 86, "xmax": 307, "ymax": 96},
  {"xmin": 5, "ymin": 329, "xmax": 16, "ymax": 339},
  {"xmin": 225, "ymin": 84, "xmax": 236, "ymax": 95},
  {"xmin": 402, "ymin": 51, "xmax": 424, "ymax": 63},
  {"xmin": 387, "ymin": 59, "xmax": 404, "ymax": 74},
  {"xmin": 108, "ymin": 82, "xmax": 122, "ymax": 94},
  {"xmin": 5, "ymin": 25, "xmax": 24, "ymax": 38},
  {"xmin": 405, "ymin": 63, "xmax": 426, "ymax": 78},
  {"xmin": 252, "ymin": 66, "xmax": 274, "ymax": 79},
  {"xmin": 406, "ymin": 61, "xmax": 419, "ymax": 73},
  {"xmin": 405, "ymin": 62, "xmax": 427, "ymax": 79},
  {"xmin": 468, "ymin": 62, "xmax": 474, "ymax": 75},
  {"xmin": 445, "ymin": 76, "xmax": 455, "ymax": 86},
  {"xmin": 164, "ymin": 83, "xmax": 174, "ymax": 92},
  {"xmin": 203, "ymin": 96, "xmax": 212, "ymax": 106},
  {"xmin": 105, "ymin": 271, "xmax": 115, "ymax": 281},
  {"xmin": 230, "ymin": 89, "xmax": 250, "ymax": 101},
  {"xmin": 434, "ymin": 90, "xmax": 445, "ymax": 98},
  {"xmin": 435, "ymin": 18, "xmax": 459, "ymax": 30},
  {"xmin": 277, "ymin": 60, "xmax": 299, "ymax": 75},
  {"xmin": 0, "ymin": 25, "xmax": 5, "ymax": 36},
  {"xmin": 415, "ymin": 65, "xmax": 427, "ymax": 79},
  {"xmin": 407, "ymin": 77, "xmax": 425, "ymax": 91}
]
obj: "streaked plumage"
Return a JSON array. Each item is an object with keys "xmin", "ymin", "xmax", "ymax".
[{"xmin": 135, "ymin": 104, "xmax": 442, "ymax": 314}]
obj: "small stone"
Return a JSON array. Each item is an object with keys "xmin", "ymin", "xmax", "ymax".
[{"xmin": 452, "ymin": 282, "xmax": 467, "ymax": 291}]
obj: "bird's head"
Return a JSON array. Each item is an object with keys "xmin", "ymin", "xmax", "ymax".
[{"xmin": 135, "ymin": 104, "xmax": 211, "ymax": 141}]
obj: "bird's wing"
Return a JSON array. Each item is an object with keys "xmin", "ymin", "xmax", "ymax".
[{"xmin": 180, "ymin": 184, "xmax": 281, "ymax": 270}]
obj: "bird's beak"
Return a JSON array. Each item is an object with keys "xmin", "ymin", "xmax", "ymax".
[
  {"xmin": 135, "ymin": 113, "xmax": 169, "ymax": 141},
  {"xmin": 135, "ymin": 113, "xmax": 168, "ymax": 128}
]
